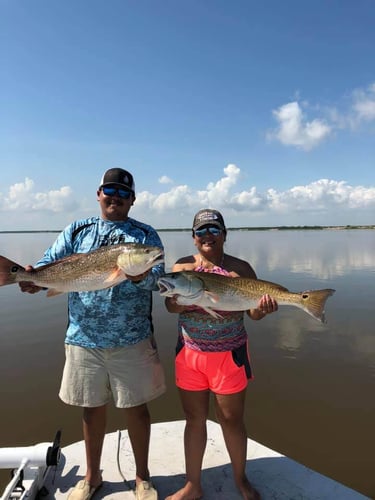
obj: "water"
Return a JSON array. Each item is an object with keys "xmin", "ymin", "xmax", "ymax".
[{"xmin": 0, "ymin": 229, "xmax": 374, "ymax": 497}]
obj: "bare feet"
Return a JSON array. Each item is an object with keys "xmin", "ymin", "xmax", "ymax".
[
  {"xmin": 165, "ymin": 482, "xmax": 203, "ymax": 500},
  {"xmin": 237, "ymin": 477, "xmax": 261, "ymax": 500}
]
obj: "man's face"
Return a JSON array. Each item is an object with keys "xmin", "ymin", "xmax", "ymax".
[{"xmin": 97, "ymin": 184, "xmax": 135, "ymax": 221}]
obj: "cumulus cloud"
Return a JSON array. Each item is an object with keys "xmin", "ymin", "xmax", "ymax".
[
  {"xmin": 351, "ymin": 82, "xmax": 375, "ymax": 124},
  {"xmin": 329, "ymin": 82, "xmax": 375, "ymax": 129},
  {"xmin": 199, "ymin": 164, "xmax": 241, "ymax": 206},
  {"xmin": 273, "ymin": 82, "xmax": 375, "ymax": 147},
  {"xmin": 158, "ymin": 175, "xmax": 173, "ymax": 184},
  {"xmin": 133, "ymin": 165, "xmax": 375, "ymax": 217},
  {"xmin": 267, "ymin": 179, "xmax": 375, "ymax": 213},
  {"xmin": 0, "ymin": 178, "xmax": 77, "ymax": 213},
  {"xmin": 1, "ymin": 166, "xmax": 374, "ymax": 229},
  {"xmin": 268, "ymin": 101, "xmax": 332, "ymax": 151}
]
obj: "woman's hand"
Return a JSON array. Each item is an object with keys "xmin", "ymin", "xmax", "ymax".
[
  {"xmin": 18, "ymin": 265, "xmax": 43, "ymax": 294},
  {"xmin": 258, "ymin": 293, "xmax": 278, "ymax": 314},
  {"xmin": 248, "ymin": 293, "xmax": 278, "ymax": 320}
]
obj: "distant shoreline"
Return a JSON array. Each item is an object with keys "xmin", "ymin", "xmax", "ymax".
[{"xmin": 1, "ymin": 225, "xmax": 374, "ymax": 234}]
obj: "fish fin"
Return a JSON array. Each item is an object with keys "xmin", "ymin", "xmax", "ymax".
[
  {"xmin": 46, "ymin": 289, "xmax": 64, "ymax": 297},
  {"xmin": 0, "ymin": 256, "xmax": 25, "ymax": 286},
  {"xmin": 176, "ymin": 296, "xmax": 200, "ymax": 306},
  {"xmin": 204, "ymin": 291, "xmax": 221, "ymax": 304},
  {"xmin": 104, "ymin": 268, "xmax": 127, "ymax": 285},
  {"xmin": 301, "ymin": 289, "xmax": 336, "ymax": 323},
  {"xmin": 201, "ymin": 307, "xmax": 223, "ymax": 319},
  {"xmin": 256, "ymin": 278, "xmax": 289, "ymax": 292}
]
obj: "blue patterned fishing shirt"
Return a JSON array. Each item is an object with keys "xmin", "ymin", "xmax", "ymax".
[{"xmin": 36, "ymin": 216, "xmax": 165, "ymax": 348}]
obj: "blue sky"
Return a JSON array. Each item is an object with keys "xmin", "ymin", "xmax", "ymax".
[{"xmin": 1, "ymin": 0, "xmax": 374, "ymax": 230}]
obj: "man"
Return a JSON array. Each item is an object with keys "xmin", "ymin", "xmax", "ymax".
[{"xmin": 19, "ymin": 168, "xmax": 166, "ymax": 500}]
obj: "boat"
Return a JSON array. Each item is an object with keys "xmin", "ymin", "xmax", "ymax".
[
  {"xmin": 0, "ymin": 431, "xmax": 61, "ymax": 500},
  {"xmin": 1, "ymin": 421, "xmax": 369, "ymax": 499}
]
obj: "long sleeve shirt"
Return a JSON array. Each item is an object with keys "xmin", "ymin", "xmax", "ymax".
[{"xmin": 36, "ymin": 216, "xmax": 164, "ymax": 348}]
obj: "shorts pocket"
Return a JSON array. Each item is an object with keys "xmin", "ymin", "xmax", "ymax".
[
  {"xmin": 231, "ymin": 343, "xmax": 252, "ymax": 379},
  {"xmin": 175, "ymin": 335, "xmax": 184, "ymax": 357}
]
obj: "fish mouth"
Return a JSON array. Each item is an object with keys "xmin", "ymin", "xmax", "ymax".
[
  {"xmin": 149, "ymin": 250, "xmax": 164, "ymax": 266},
  {"xmin": 154, "ymin": 250, "xmax": 164, "ymax": 260},
  {"xmin": 157, "ymin": 278, "xmax": 174, "ymax": 295}
]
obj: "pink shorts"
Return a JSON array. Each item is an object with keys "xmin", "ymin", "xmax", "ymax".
[{"xmin": 175, "ymin": 342, "xmax": 253, "ymax": 394}]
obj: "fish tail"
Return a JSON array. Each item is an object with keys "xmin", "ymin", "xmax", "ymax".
[
  {"xmin": 0, "ymin": 256, "xmax": 24, "ymax": 286},
  {"xmin": 301, "ymin": 289, "xmax": 336, "ymax": 323}
]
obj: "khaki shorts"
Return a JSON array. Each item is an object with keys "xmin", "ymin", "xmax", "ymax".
[{"xmin": 59, "ymin": 337, "xmax": 166, "ymax": 408}]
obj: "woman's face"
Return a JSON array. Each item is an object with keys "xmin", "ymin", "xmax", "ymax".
[{"xmin": 193, "ymin": 225, "xmax": 226, "ymax": 252}]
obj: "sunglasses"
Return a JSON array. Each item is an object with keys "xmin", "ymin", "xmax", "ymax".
[
  {"xmin": 194, "ymin": 227, "xmax": 223, "ymax": 237},
  {"xmin": 101, "ymin": 186, "xmax": 132, "ymax": 199}
]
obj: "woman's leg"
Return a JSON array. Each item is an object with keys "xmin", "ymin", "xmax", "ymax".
[
  {"xmin": 214, "ymin": 390, "xmax": 260, "ymax": 500},
  {"xmin": 166, "ymin": 388, "xmax": 209, "ymax": 500}
]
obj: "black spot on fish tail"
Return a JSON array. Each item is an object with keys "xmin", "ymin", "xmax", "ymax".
[{"xmin": 301, "ymin": 289, "xmax": 336, "ymax": 323}]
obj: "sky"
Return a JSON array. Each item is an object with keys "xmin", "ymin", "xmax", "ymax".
[{"xmin": 1, "ymin": 0, "xmax": 374, "ymax": 230}]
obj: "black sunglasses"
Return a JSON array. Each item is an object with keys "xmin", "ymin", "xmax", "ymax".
[{"xmin": 101, "ymin": 186, "xmax": 132, "ymax": 199}]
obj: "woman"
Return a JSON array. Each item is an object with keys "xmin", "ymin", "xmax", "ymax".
[{"xmin": 165, "ymin": 209, "xmax": 278, "ymax": 500}]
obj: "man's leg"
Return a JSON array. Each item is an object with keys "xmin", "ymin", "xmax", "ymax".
[
  {"xmin": 82, "ymin": 405, "xmax": 106, "ymax": 488},
  {"xmin": 124, "ymin": 403, "xmax": 152, "ymax": 485}
]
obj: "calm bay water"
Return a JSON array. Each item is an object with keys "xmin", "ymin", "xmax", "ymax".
[{"xmin": 0, "ymin": 229, "xmax": 374, "ymax": 497}]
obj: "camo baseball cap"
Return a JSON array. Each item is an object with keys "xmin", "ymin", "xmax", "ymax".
[
  {"xmin": 99, "ymin": 168, "xmax": 135, "ymax": 192},
  {"xmin": 192, "ymin": 209, "xmax": 226, "ymax": 231}
]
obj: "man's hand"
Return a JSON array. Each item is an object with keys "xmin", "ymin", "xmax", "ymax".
[
  {"xmin": 165, "ymin": 295, "xmax": 188, "ymax": 314},
  {"xmin": 125, "ymin": 270, "xmax": 149, "ymax": 283}
]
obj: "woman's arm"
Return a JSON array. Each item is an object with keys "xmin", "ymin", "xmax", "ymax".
[{"xmin": 164, "ymin": 260, "xmax": 196, "ymax": 314}]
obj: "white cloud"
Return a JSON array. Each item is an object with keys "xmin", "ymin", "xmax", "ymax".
[
  {"xmin": 352, "ymin": 82, "xmax": 375, "ymax": 123},
  {"xmin": 135, "ymin": 164, "xmax": 242, "ymax": 214},
  {"xmin": 317, "ymin": 82, "xmax": 375, "ymax": 131},
  {"xmin": 199, "ymin": 163, "xmax": 240, "ymax": 206},
  {"xmin": 158, "ymin": 175, "xmax": 173, "ymax": 184},
  {"xmin": 266, "ymin": 179, "xmax": 375, "ymax": 212},
  {"xmin": 269, "ymin": 101, "xmax": 332, "ymax": 151},
  {"xmin": 0, "ymin": 178, "xmax": 77, "ymax": 213},
  {"xmin": 133, "ymin": 165, "xmax": 375, "ymax": 218},
  {"xmin": 269, "ymin": 81, "xmax": 375, "ymax": 150},
  {"xmin": 1, "ymin": 166, "xmax": 374, "ymax": 229}
]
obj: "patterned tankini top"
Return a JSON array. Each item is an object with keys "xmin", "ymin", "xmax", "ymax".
[{"xmin": 177, "ymin": 264, "xmax": 248, "ymax": 352}]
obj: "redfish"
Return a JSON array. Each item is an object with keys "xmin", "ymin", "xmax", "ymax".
[
  {"xmin": 158, "ymin": 271, "xmax": 335, "ymax": 323},
  {"xmin": 0, "ymin": 243, "xmax": 164, "ymax": 296}
]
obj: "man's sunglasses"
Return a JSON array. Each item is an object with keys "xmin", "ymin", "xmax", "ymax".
[
  {"xmin": 194, "ymin": 227, "xmax": 223, "ymax": 237},
  {"xmin": 101, "ymin": 186, "xmax": 133, "ymax": 199}
]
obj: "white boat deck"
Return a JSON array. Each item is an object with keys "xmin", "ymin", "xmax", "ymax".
[{"xmin": 44, "ymin": 420, "xmax": 369, "ymax": 499}]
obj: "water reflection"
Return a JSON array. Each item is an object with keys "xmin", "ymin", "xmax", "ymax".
[
  {"xmin": 0, "ymin": 229, "xmax": 374, "ymax": 497},
  {"xmin": 273, "ymin": 316, "xmax": 306, "ymax": 357},
  {"xmin": 220, "ymin": 229, "xmax": 375, "ymax": 278}
]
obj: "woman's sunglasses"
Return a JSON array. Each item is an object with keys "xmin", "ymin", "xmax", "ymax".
[
  {"xmin": 101, "ymin": 186, "xmax": 133, "ymax": 199},
  {"xmin": 194, "ymin": 227, "xmax": 223, "ymax": 237}
]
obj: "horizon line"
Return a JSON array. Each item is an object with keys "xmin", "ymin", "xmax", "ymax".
[{"xmin": 1, "ymin": 224, "xmax": 374, "ymax": 234}]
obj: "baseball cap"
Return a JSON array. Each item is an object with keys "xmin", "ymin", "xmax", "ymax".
[
  {"xmin": 192, "ymin": 209, "xmax": 226, "ymax": 231},
  {"xmin": 99, "ymin": 168, "xmax": 135, "ymax": 192}
]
